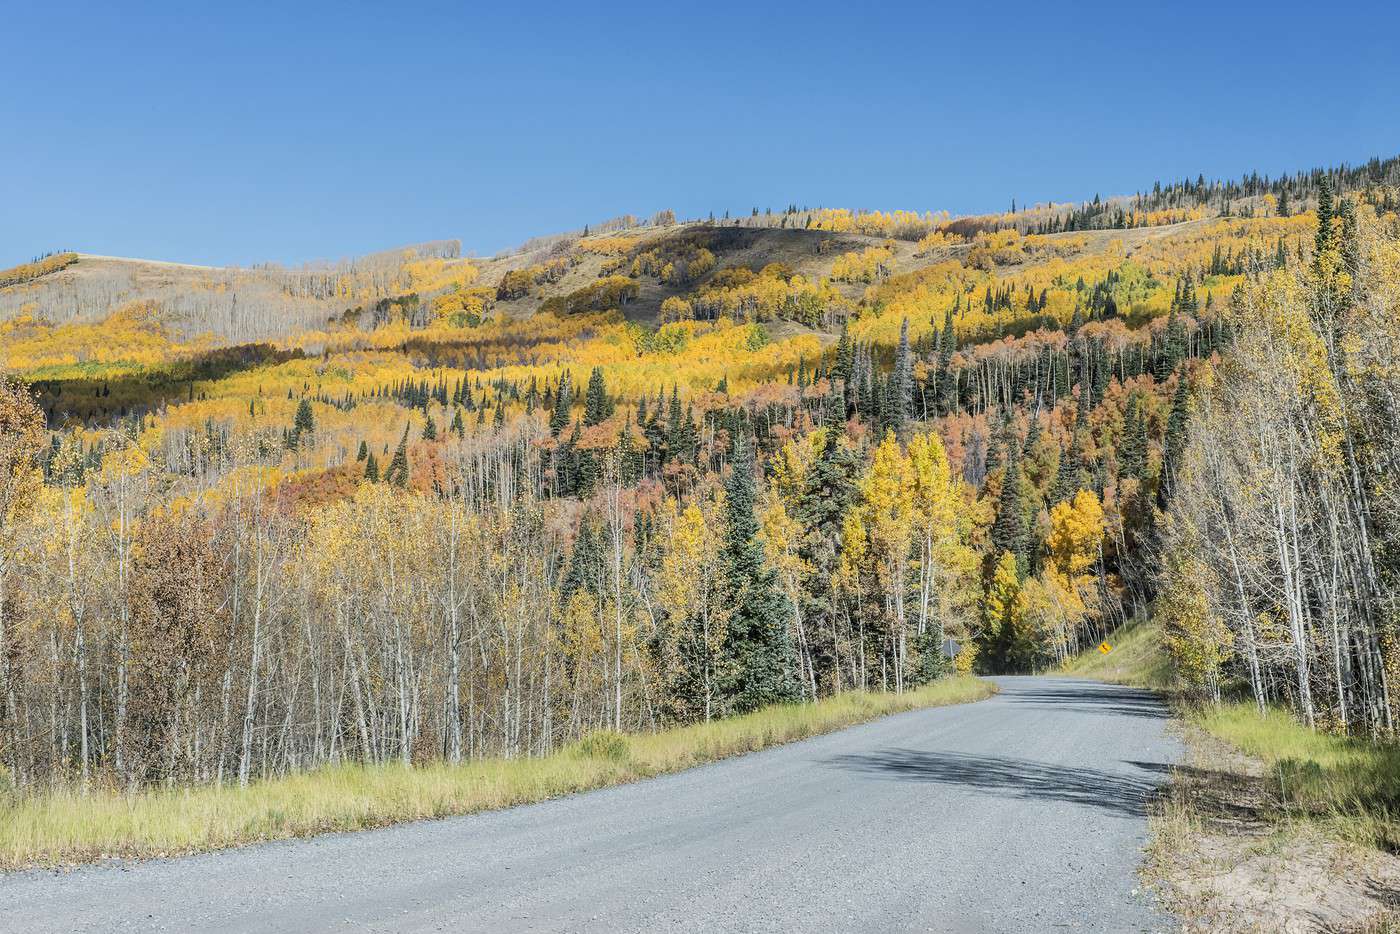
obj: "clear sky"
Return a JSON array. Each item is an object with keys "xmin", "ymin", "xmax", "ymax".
[{"xmin": 4, "ymin": 0, "xmax": 1398, "ymax": 268}]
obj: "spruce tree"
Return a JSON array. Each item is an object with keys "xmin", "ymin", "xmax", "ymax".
[
  {"xmin": 718, "ymin": 438, "xmax": 799, "ymax": 713},
  {"xmin": 1049, "ymin": 433, "xmax": 1082, "ymax": 506},
  {"xmin": 583, "ymin": 367, "xmax": 614, "ymax": 426},
  {"xmin": 549, "ymin": 372, "xmax": 573, "ymax": 437},
  {"xmin": 832, "ymin": 323, "xmax": 854, "ymax": 386},
  {"xmin": 794, "ymin": 425, "xmax": 859, "ymax": 672},
  {"xmin": 356, "ymin": 440, "xmax": 368, "ymax": 462},
  {"xmin": 1314, "ymin": 176, "xmax": 1335, "ymax": 271},
  {"xmin": 1159, "ymin": 370, "xmax": 1190, "ymax": 506},
  {"xmin": 991, "ymin": 446, "xmax": 1029, "ymax": 573},
  {"xmin": 422, "ymin": 416, "xmax": 437, "ymax": 442},
  {"xmin": 292, "ymin": 398, "xmax": 315, "ymax": 444},
  {"xmin": 887, "ymin": 317, "xmax": 914, "ymax": 435},
  {"xmin": 561, "ymin": 520, "xmax": 601, "ymax": 601},
  {"xmin": 386, "ymin": 424, "xmax": 410, "ymax": 488},
  {"xmin": 363, "ymin": 451, "xmax": 379, "ymax": 483}
]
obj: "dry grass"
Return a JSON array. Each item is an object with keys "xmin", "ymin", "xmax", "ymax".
[
  {"xmin": 1059, "ymin": 619, "xmax": 1400, "ymax": 929},
  {"xmin": 1192, "ymin": 704, "xmax": 1400, "ymax": 853},
  {"xmin": 0, "ymin": 676, "xmax": 993, "ymax": 871},
  {"xmin": 1146, "ymin": 707, "xmax": 1400, "ymax": 931}
]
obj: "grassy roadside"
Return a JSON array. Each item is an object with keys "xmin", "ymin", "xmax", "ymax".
[
  {"xmin": 1057, "ymin": 616, "xmax": 1173, "ymax": 690},
  {"xmin": 1148, "ymin": 705, "xmax": 1400, "ymax": 932},
  {"xmin": 0, "ymin": 675, "xmax": 994, "ymax": 871},
  {"xmin": 1188, "ymin": 703, "xmax": 1400, "ymax": 852},
  {"xmin": 1062, "ymin": 619, "xmax": 1400, "ymax": 930}
]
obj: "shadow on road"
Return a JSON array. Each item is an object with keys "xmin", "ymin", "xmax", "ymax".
[
  {"xmin": 823, "ymin": 749, "xmax": 1168, "ymax": 817},
  {"xmin": 1001, "ymin": 683, "xmax": 1170, "ymax": 721}
]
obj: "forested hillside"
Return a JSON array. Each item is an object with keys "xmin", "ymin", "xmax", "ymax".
[{"xmin": 1, "ymin": 155, "xmax": 1398, "ymax": 791}]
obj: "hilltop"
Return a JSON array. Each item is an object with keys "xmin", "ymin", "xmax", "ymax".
[{"xmin": 12, "ymin": 152, "xmax": 1395, "ymax": 351}]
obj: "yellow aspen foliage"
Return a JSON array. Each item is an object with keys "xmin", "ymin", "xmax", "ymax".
[
  {"xmin": 659, "ymin": 296, "xmax": 693, "ymax": 323},
  {"xmin": 829, "ymin": 246, "xmax": 895, "ymax": 284},
  {"xmin": 859, "ymin": 432, "xmax": 915, "ymax": 583},
  {"xmin": 984, "ymin": 550, "xmax": 1025, "ymax": 657},
  {"xmin": 1046, "ymin": 490, "xmax": 1105, "ymax": 583}
]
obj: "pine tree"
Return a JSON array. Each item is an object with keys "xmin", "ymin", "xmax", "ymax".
[
  {"xmin": 887, "ymin": 318, "xmax": 914, "ymax": 435},
  {"xmin": 386, "ymin": 424, "xmax": 410, "ymax": 488},
  {"xmin": 561, "ymin": 520, "xmax": 601, "ymax": 601},
  {"xmin": 422, "ymin": 416, "xmax": 437, "ymax": 442},
  {"xmin": 292, "ymin": 398, "xmax": 315, "ymax": 444},
  {"xmin": 576, "ymin": 442, "xmax": 599, "ymax": 498},
  {"xmin": 719, "ymin": 438, "xmax": 799, "ymax": 713},
  {"xmin": 1091, "ymin": 340, "xmax": 1111, "ymax": 406},
  {"xmin": 794, "ymin": 425, "xmax": 860, "ymax": 669},
  {"xmin": 992, "ymin": 446, "xmax": 1029, "ymax": 573},
  {"xmin": 549, "ymin": 372, "xmax": 573, "ymax": 437},
  {"xmin": 583, "ymin": 367, "xmax": 614, "ymax": 427},
  {"xmin": 363, "ymin": 451, "xmax": 380, "ymax": 483},
  {"xmin": 356, "ymin": 440, "xmax": 368, "ymax": 462},
  {"xmin": 832, "ymin": 323, "xmax": 854, "ymax": 386},
  {"xmin": 1049, "ymin": 431, "xmax": 1083, "ymax": 506},
  {"xmin": 1314, "ymin": 176, "xmax": 1336, "ymax": 272},
  {"xmin": 1159, "ymin": 370, "xmax": 1190, "ymax": 506}
]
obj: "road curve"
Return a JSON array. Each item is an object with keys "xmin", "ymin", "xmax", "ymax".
[{"xmin": 2, "ymin": 677, "xmax": 1181, "ymax": 933}]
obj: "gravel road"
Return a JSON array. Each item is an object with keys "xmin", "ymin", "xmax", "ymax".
[{"xmin": 1, "ymin": 677, "xmax": 1181, "ymax": 933}]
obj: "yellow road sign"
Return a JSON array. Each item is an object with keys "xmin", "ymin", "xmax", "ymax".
[{"xmin": 1097, "ymin": 642, "xmax": 1113, "ymax": 654}]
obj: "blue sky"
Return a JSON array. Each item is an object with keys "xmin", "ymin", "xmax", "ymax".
[{"xmin": 3, "ymin": 0, "xmax": 1398, "ymax": 268}]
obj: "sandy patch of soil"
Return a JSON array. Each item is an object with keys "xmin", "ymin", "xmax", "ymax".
[{"xmin": 1148, "ymin": 723, "xmax": 1400, "ymax": 932}]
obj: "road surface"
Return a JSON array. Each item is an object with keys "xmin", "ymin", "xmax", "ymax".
[{"xmin": 2, "ymin": 677, "xmax": 1181, "ymax": 933}]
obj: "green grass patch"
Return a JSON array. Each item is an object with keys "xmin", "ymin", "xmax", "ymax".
[
  {"xmin": 0, "ymin": 676, "xmax": 993, "ymax": 870},
  {"xmin": 1191, "ymin": 702, "xmax": 1400, "ymax": 852},
  {"xmin": 1058, "ymin": 616, "xmax": 1173, "ymax": 690}
]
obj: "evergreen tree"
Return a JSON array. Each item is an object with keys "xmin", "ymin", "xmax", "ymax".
[
  {"xmin": 356, "ymin": 440, "xmax": 368, "ymax": 462},
  {"xmin": 422, "ymin": 416, "xmax": 437, "ymax": 442},
  {"xmin": 549, "ymin": 372, "xmax": 573, "ymax": 437},
  {"xmin": 576, "ymin": 435, "xmax": 600, "ymax": 497},
  {"xmin": 292, "ymin": 398, "xmax": 315, "ymax": 444},
  {"xmin": 1090, "ymin": 340, "xmax": 1111, "ymax": 406},
  {"xmin": 991, "ymin": 446, "xmax": 1029, "ymax": 573},
  {"xmin": 363, "ymin": 451, "xmax": 379, "ymax": 483},
  {"xmin": 887, "ymin": 317, "xmax": 914, "ymax": 435},
  {"xmin": 832, "ymin": 322, "xmax": 854, "ymax": 387},
  {"xmin": 1314, "ymin": 176, "xmax": 1336, "ymax": 272},
  {"xmin": 561, "ymin": 520, "xmax": 601, "ymax": 601},
  {"xmin": 583, "ymin": 367, "xmax": 614, "ymax": 426},
  {"xmin": 718, "ymin": 439, "xmax": 799, "ymax": 713},
  {"xmin": 1159, "ymin": 369, "xmax": 1190, "ymax": 506},
  {"xmin": 386, "ymin": 424, "xmax": 411, "ymax": 488},
  {"xmin": 794, "ymin": 425, "xmax": 860, "ymax": 676},
  {"xmin": 1049, "ymin": 433, "xmax": 1083, "ymax": 506}
]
